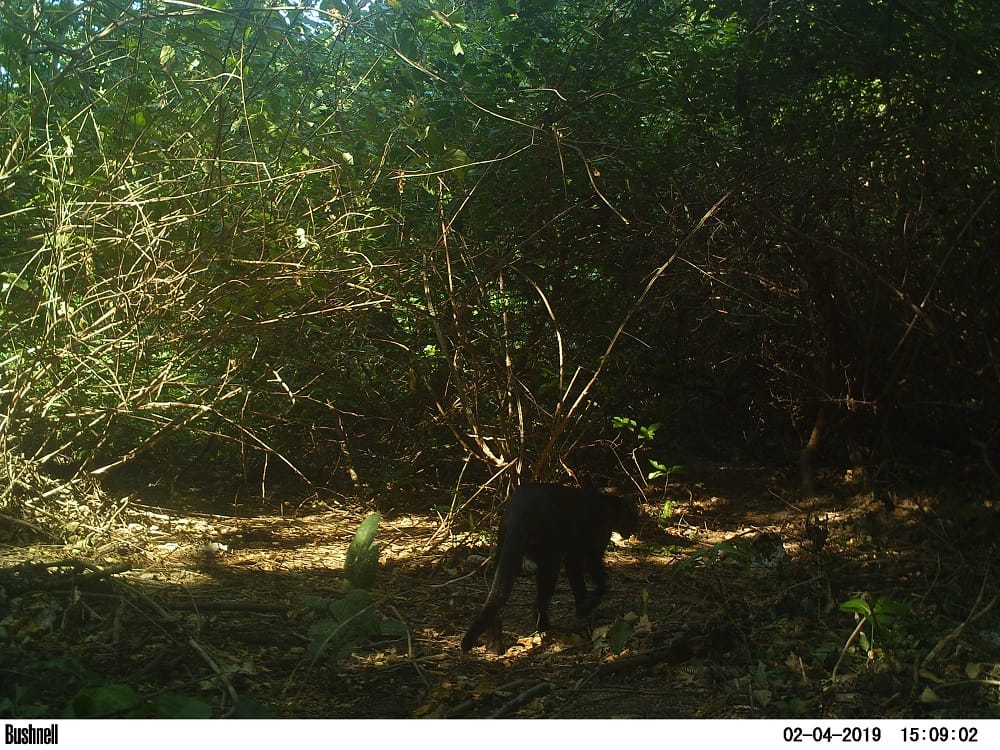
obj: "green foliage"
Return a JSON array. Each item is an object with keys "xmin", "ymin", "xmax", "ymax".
[
  {"xmin": 0, "ymin": 685, "xmax": 48, "ymax": 720},
  {"xmin": 304, "ymin": 513, "xmax": 406, "ymax": 660},
  {"xmin": 305, "ymin": 588, "xmax": 407, "ymax": 660},
  {"xmin": 593, "ymin": 589, "xmax": 649, "ymax": 656},
  {"xmin": 612, "ymin": 417, "xmax": 660, "ymax": 443},
  {"xmin": 840, "ymin": 596, "xmax": 908, "ymax": 627},
  {"xmin": 0, "ymin": 0, "xmax": 995, "ymax": 505},
  {"xmin": 61, "ymin": 686, "xmax": 215, "ymax": 719},
  {"xmin": 613, "ymin": 417, "xmax": 682, "ymax": 489},
  {"xmin": 832, "ymin": 594, "xmax": 922, "ymax": 679},
  {"xmin": 591, "ymin": 616, "xmax": 633, "ymax": 656},
  {"xmin": 840, "ymin": 596, "xmax": 913, "ymax": 649},
  {"xmin": 648, "ymin": 460, "xmax": 683, "ymax": 483},
  {"xmin": 659, "ymin": 499, "xmax": 673, "ymax": 522},
  {"xmin": 306, "ymin": 589, "xmax": 382, "ymax": 659},
  {"xmin": 62, "ymin": 685, "xmax": 141, "ymax": 718},
  {"xmin": 345, "ymin": 512, "xmax": 382, "ymax": 590},
  {"xmin": 146, "ymin": 693, "xmax": 215, "ymax": 719},
  {"xmin": 0, "ymin": 657, "xmax": 218, "ymax": 718}
]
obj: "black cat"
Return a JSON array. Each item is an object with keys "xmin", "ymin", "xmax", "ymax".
[{"xmin": 461, "ymin": 483, "xmax": 639, "ymax": 653}]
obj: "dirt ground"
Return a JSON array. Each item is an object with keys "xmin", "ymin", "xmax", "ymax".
[{"xmin": 2, "ymin": 462, "xmax": 998, "ymax": 718}]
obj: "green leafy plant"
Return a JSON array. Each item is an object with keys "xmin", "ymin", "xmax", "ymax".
[
  {"xmin": 839, "ymin": 596, "xmax": 910, "ymax": 638},
  {"xmin": 659, "ymin": 499, "xmax": 673, "ymax": 521},
  {"xmin": 305, "ymin": 588, "xmax": 406, "ymax": 660},
  {"xmin": 611, "ymin": 417, "xmax": 663, "ymax": 441},
  {"xmin": 591, "ymin": 590, "xmax": 650, "ymax": 656},
  {"xmin": 344, "ymin": 511, "xmax": 382, "ymax": 590},
  {"xmin": 613, "ymin": 417, "xmax": 682, "ymax": 491},
  {"xmin": 648, "ymin": 459, "xmax": 683, "ymax": 483},
  {"xmin": 0, "ymin": 657, "xmax": 219, "ymax": 718},
  {"xmin": 592, "ymin": 617, "xmax": 633, "ymax": 655},
  {"xmin": 304, "ymin": 512, "xmax": 406, "ymax": 660},
  {"xmin": 612, "ymin": 416, "xmax": 660, "ymax": 443},
  {"xmin": 0, "ymin": 684, "xmax": 49, "ymax": 719},
  {"xmin": 832, "ymin": 596, "xmax": 913, "ymax": 680}
]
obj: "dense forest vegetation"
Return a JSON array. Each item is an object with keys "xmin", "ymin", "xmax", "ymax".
[{"xmin": 1, "ymin": 0, "xmax": 997, "ymax": 719}]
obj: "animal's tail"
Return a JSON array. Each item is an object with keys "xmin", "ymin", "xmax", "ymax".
[{"xmin": 460, "ymin": 525, "xmax": 524, "ymax": 652}]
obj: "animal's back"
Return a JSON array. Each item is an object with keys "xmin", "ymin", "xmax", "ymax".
[{"xmin": 502, "ymin": 483, "xmax": 634, "ymax": 560}]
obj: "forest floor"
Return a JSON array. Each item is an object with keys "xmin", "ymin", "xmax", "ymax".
[{"xmin": 2, "ymin": 461, "xmax": 998, "ymax": 719}]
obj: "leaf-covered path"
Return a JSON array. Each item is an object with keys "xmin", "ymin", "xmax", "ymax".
[{"xmin": 2, "ymin": 466, "xmax": 997, "ymax": 718}]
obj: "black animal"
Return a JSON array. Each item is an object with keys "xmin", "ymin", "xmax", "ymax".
[{"xmin": 461, "ymin": 483, "xmax": 639, "ymax": 654}]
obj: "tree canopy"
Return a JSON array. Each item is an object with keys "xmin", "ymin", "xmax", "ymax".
[{"xmin": 1, "ymin": 0, "xmax": 997, "ymax": 496}]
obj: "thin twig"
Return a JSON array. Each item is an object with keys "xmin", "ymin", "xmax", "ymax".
[
  {"xmin": 921, "ymin": 571, "xmax": 996, "ymax": 670},
  {"xmin": 489, "ymin": 681, "xmax": 552, "ymax": 718},
  {"xmin": 832, "ymin": 616, "xmax": 868, "ymax": 683}
]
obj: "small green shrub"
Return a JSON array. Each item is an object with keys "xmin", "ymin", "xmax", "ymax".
[{"xmin": 304, "ymin": 512, "xmax": 407, "ymax": 660}]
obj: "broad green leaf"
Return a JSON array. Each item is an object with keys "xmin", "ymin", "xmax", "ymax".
[
  {"xmin": 149, "ymin": 693, "xmax": 213, "ymax": 718},
  {"xmin": 839, "ymin": 598, "xmax": 872, "ymax": 617},
  {"xmin": 329, "ymin": 588, "xmax": 374, "ymax": 622},
  {"xmin": 347, "ymin": 512, "xmax": 381, "ymax": 558},
  {"xmin": 230, "ymin": 698, "xmax": 275, "ymax": 718},
  {"xmin": 606, "ymin": 618, "xmax": 632, "ymax": 654},
  {"xmin": 873, "ymin": 597, "xmax": 909, "ymax": 617},
  {"xmin": 62, "ymin": 685, "xmax": 139, "ymax": 718}
]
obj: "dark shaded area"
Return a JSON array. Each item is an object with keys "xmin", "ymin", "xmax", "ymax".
[{"xmin": 1, "ymin": 0, "xmax": 997, "ymax": 720}]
